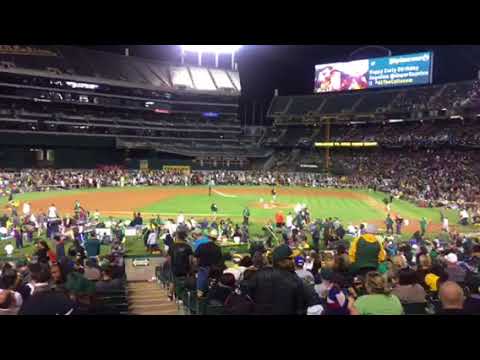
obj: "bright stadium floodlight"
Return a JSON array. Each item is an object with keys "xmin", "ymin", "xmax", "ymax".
[
  {"xmin": 180, "ymin": 45, "xmax": 242, "ymax": 54},
  {"xmin": 180, "ymin": 45, "xmax": 242, "ymax": 69}
]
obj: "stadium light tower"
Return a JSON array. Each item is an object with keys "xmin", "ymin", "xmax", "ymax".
[{"xmin": 180, "ymin": 45, "xmax": 242, "ymax": 69}]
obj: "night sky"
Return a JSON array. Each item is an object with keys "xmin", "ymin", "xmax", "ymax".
[{"xmin": 85, "ymin": 45, "xmax": 480, "ymax": 126}]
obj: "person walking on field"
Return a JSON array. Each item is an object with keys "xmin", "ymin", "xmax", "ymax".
[
  {"xmin": 208, "ymin": 178, "xmax": 215, "ymax": 197},
  {"xmin": 385, "ymin": 214, "xmax": 394, "ymax": 235},
  {"xmin": 271, "ymin": 186, "xmax": 277, "ymax": 203},
  {"xmin": 211, "ymin": 203, "xmax": 218, "ymax": 220},
  {"xmin": 440, "ymin": 211, "xmax": 449, "ymax": 232},
  {"xmin": 420, "ymin": 217, "xmax": 428, "ymax": 236},
  {"xmin": 243, "ymin": 207, "xmax": 250, "ymax": 226}
]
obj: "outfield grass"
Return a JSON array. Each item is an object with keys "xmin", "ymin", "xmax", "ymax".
[{"xmin": 140, "ymin": 192, "xmax": 384, "ymax": 222}]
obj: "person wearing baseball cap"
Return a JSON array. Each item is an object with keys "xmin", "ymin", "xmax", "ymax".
[
  {"xmin": 246, "ymin": 244, "xmax": 321, "ymax": 314},
  {"xmin": 294, "ymin": 256, "xmax": 314, "ymax": 285},
  {"xmin": 444, "ymin": 252, "xmax": 466, "ymax": 284},
  {"xmin": 191, "ymin": 227, "xmax": 208, "ymax": 252}
]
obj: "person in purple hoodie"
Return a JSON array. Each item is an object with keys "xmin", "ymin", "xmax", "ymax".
[{"xmin": 14, "ymin": 225, "xmax": 23, "ymax": 249}]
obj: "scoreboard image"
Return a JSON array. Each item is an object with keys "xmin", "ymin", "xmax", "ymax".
[{"xmin": 314, "ymin": 52, "xmax": 433, "ymax": 93}]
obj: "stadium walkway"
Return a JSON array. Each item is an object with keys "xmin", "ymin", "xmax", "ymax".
[{"xmin": 128, "ymin": 282, "xmax": 180, "ymax": 315}]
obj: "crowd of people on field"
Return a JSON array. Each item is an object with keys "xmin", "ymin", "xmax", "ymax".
[
  {"xmin": 0, "ymin": 200, "xmax": 126, "ymax": 315},
  {"xmin": 160, "ymin": 204, "xmax": 480, "ymax": 315}
]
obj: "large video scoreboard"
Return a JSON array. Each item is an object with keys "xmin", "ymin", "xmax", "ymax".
[{"xmin": 314, "ymin": 51, "xmax": 433, "ymax": 93}]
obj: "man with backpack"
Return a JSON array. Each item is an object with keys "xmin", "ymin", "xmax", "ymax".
[{"xmin": 245, "ymin": 244, "xmax": 321, "ymax": 315}]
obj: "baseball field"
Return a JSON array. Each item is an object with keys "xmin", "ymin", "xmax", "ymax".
[{"xmin": 0, "ymin": 185, "xmax": 468, "ymax": 258}]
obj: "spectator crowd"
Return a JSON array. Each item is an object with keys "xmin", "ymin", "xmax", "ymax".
[{"xmin": 159, "ymin": 207, "xmax": 480, "ymax": 315}]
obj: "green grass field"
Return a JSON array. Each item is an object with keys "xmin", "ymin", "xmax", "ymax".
[{"xmin": 0, "ymin": 186, "xmax": 475, "ymax": 259}]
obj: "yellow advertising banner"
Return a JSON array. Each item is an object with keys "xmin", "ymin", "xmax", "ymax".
[
  {"xmin": 163, "ymin": 165, "xmax": 191, "ymax": 174},
  {"xmin": 139, "ymin": 160, "xmax": 149, "ymax": 171}
]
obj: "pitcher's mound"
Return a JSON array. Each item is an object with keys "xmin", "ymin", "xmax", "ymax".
[{"xmin": 252, "ymin": 201, "xmax": 292, "ymax": 210}]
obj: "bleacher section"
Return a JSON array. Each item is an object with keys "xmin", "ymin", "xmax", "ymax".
[
  {"xmin": 266, "ymin": 80, "xmax": 480, "ymax": 150},
  {"xmin": 0, "ymin": 45, "xmax": 240, "ymax": 95},
  {"xmin": 0, "ymin": 45, "xmax": 255, "ymax": 162},
  {"xmin": 269, "ymin": 96, "xmax": 291, "ymax": 114},
  {"xmin": 355, "ymin": 91, "xmax": 398, "ymax": 113},
  {"xmin": 269, "ymin": 80, "xmax": 477, "ymax": 122},
  {"xmin": 321, "ymin": 93, "xmax": 363, "ymax": 114},
  {"xmin": 286, "ymin": 96, "xmax": 322, "ymax": 115}
]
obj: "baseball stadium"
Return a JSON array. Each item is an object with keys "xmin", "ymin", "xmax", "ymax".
[{"xmin": 0, "ymin": 44, "xmax": 480, "ymax": 315}]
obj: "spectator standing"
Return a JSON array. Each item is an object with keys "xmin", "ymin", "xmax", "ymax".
[
  {"xmin": 192, "ymin": 228, "xmax": 209, "ymax": 251},
  {"xmin": 243, "ymin": 207, "xmax": 250, "ymax": 226},
  {"xmin": 349, "ymin": 227, "xmax": 386, "ymax": 276},
  {"xmin": 294, "ymin": 256, "xmax": 315, "ymax": 285},
  {"xmin": 54, "ymin": 235, "xmax": 65, "ymax": 260},
  {"xmin": 169, "ymin": 231, "xmax": 193, "ymax": 299},
  {"xmin": 194, "ymin": 229, "xmax": 223, "ymax": 297},
  {"xmin": 246, "ymin": 244, "xmax": 320, "ymax": 315},
  {"xmin": 84, "ymin": 232, "xmax": 101, "ymax": 259}
]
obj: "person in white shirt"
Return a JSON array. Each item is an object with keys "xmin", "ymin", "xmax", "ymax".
[
  {"xmin": 147, "ymin": 230, "xmax": 158, "ymax": 252},
  {"xmin": 22, "ymin": 202, "xmax": 31, "ymax": 216},
  {"xmin": 347, "ymin": 224, "xmax": 356, "ymax": 235},
  {"xmin": 177, "ymin": 212, "xmax": 185, "ymax": 225},
  {"xmin": 286, "ymin": 213, "xmax": 293, "ymax": 228},
  {"xmin": 190, "ymin": 218, "xmax": 197, "ymax": 229},
  {"xmin": 47, "ymin": 204, "xmax": 58, "ymax": 219},
  {"xmin": 294, "ymin": 203, "xmax": 302, "ymax": 214},
  {"xmin": 442, "ymin": 217, "xmax": 449, "ymax": 232},
  {"xmin": 460, "ymin": 209, "xmax": 469, "ymax": 225}
]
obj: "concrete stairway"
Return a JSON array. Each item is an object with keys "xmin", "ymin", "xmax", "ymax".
[{"xmin": 128, "ymin": 281, "xmax": 180, "ymax": 315}]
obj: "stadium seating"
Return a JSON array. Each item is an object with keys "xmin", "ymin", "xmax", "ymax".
[
  {"xmin": 0, "ymin": 45, "xmax": 240, "ymax": 94},
  {"xmin": 286, "ymin": 96, "xmax": 323, "ymax": 115}
]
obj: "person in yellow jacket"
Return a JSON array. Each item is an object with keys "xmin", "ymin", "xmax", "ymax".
[{"xmin": 349, "ymin": 229, "xmax": 386, "ymax": 276}]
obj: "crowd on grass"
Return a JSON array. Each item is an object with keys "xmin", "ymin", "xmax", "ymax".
[{"xmin": 160, "ymin": 206, "xmax": 480, "ymax": 315}]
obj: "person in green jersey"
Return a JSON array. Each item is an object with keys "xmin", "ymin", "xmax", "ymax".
[
  {"xmin": 420, "ymin": 217, "xmax": 428, "ymax": 236},
  {"xmin": 243, "ymin": 207, "xmax": 250, "ymax": 225}
]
